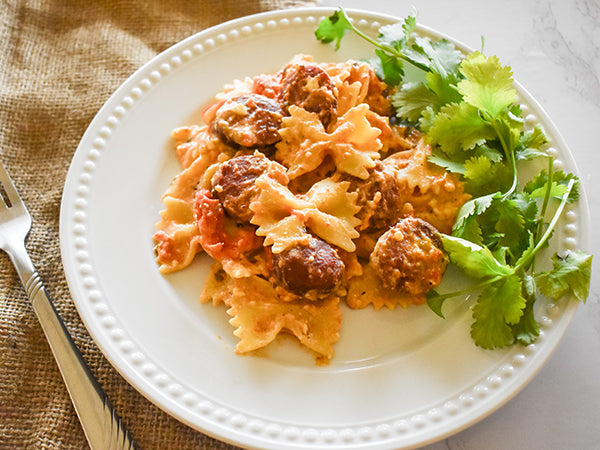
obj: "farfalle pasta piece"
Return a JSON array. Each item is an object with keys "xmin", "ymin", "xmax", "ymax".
[
  {"xmin": 154, "ymin": 197, "xmax": 204, "ymax": 274},
  {"xmin": 385, "ymin": 138, "xmax": 471, "ymax": 234},
  {"xmin": 275, "ymin": 107, "xmax": 329, "ymax": 178},
  {"xmin": 199, "ymin": 263, "xmax": 230, "ymax": 306},
  {"xmin": 301, "ymin": 178, "xmax": 361, "ymax": 252},
  {"xmin": 324, "ymin": 63, "xmax": 366, "ymax": 117},
  {"xmin": 200, "ymin": 263, "xmax": 342, "ymax": 361},
  {"xmin": 330, "ymin": 104, "xmax": 383, "ymax": 178},
  {"xmin": 215, "ymin": 77, "xmax": 254, "ymax": 101},
  {"xmin": 224, "ymin": 274, "xmax": 342, "ymax": 362},
  {"xmin": 249, "ymin": 173, "xmax": 310, "ymax": 253},
  {"xmin": 258, "ymin": 215, "xmax": 309, "ymax": 254},
  {"xmin": 250, "ymin": 174, "xmax": 360, "ymax": 253},
  {"xmin": 366, "ymin": 111, "xmax": 414, "ymax": 156},
  {"xmin": 172, "ymin": 125, "xmax": 212, "ymax": 169},
  {"xmin": 325, "ymin": 60, "xmax": 393, "ymax": 117},
  {"xmin": 276, "ymin": 104, "xmax": 382, "ymax": 180},
  {"xmin": 153, "ymin": 154, "xmax": 219, "ymax": 273}
]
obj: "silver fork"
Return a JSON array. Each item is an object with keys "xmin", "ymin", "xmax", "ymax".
[{"xmin": 0, "ymin": 160, "xmax": 138, "ymax": 450}]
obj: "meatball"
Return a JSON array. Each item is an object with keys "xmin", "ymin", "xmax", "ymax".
[
  {"xmin": 272, "ymin": 238, "xmax": 345, "ymax": 295},
  {"xmin": 278, "ymin": 63, "xmax": 337, "ymax": 126},
  {"xmin": 211, "ymin": 154, "xmax": 270, "ymax": 223},
  {"xmin": 349, "ymin": 162, "xmax": 401, "ymax": 232},
  {"xmin": 213, "ymin": 94, "xmax": 284, "ymax": 147},
  {"xmin": 370, "ymin": 217, "xmax": 447, "ymax": 295}
]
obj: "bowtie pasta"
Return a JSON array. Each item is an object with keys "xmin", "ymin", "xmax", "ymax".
[{"xmin": 153, "ymin": 55, "xmax": 470, "ymax": 364}]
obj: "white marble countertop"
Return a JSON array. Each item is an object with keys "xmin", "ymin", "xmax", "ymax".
[{"xmin": 321, "ymin": 1, "xmax": 600, "ymax": 449}]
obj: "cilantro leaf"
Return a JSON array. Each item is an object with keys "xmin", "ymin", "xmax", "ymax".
[
  {"xmin": 463, "ymin": 155, "xmax": 512, "ymax": 195},
  {"xmin": 458, "ymin": 52, "xmax": 517, "ymax": 118},
  {"xmin": 315, "ymin": 9, "xmax": 353, "ymax": 50},
  {"xmin": 426, "ymin": 289, "xmax": 446, "ymax": 318},
  {"xmin": 425, "ymin": 70, "xmax": 464, "ymax": 107},
  {"xmin": 441, "ymin": 234, "xmax": 514, "ymax": 279},
  {"xmin": 511, "ymin": 275, "xmax": 540, "ymax": 345},
  {"xmin": 511, "ymin": 192, "xmax": 540, "ymax": 223},
  {"xmin": 511, "ymin": 299, "xmax": 540, "ymax": 345},
  {"xmin": 516, "ymin": 147, "xmax": 549, "ymax": 161},
  {"xmin": 458, "ymin": 192, "xmax": 538, "ymax": 266},
  {"xmin": 537, "ymin": 250, "xmax": 593, "ymax": 302},
  {"xmin": 474, "ymin": 143, "xmax": 504, "ymax": 162},
  {"xmin": 494, "ymin": 198, "xmax": 533, "ymax": 262},
  {"xmin": 374, "ymin": 48, "xmax": 405, "ymax": 86},
  {"xmin": 391, "ymin": 82, "xmax": 439, "ymax": 122},
  {"xmin": 530, "ymin": 183, "xmax": 570, "ymax": 200},
  {"xmin": 471, "ymin": 276, "xmax": 526, "ymax": 349},
  {"xmin": 409, "ymin": 36, "xmax": 464, "ymax": 79},
  {"xmin": 378, "ymin": 14, "xmax": 416, "ymax": 50},
  {"xmin": 417, "ymin": 106, "xmax": 437, "ymax": 132},
  {"xmin": 427, "ymin": 153, "xmax": 466, "ymax": 174},
  {"xmin": 489, "ymin": 111, "xmax": 523, "ymax": 160},
  {"xmin": 428, "ymin": 102, "xmax": 496, "ymax": 156},
  {"xmin": 524, "ymin": 170, "xmax": 580, "ymax": 203},
  {"xmin": 453, "ymin": 214, "xmax": 483, "ymax": 245},
  {"xmin": 515, "ymin": 125, "xmax": 549, "ymax": 161},
  {"xmin": 520, "ymin": 124, "xmax": 548, "ymax": 149},
  {"xmin": 452, "ymin": 192, "xmax": 498, "ymax": 236}
]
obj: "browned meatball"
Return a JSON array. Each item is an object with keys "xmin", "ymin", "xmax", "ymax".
[
  {"xmin": 370, "ymin": 217, "xmax": 447, "ymax": 295},
  {"xmin": 272, "ymin": 238, "xmax": 345, "ymax": 295},
  {"xmin": 213, "ymin": 94, "xmax": 284, "ymax": 147},
  {"xmin": 349, "ymin": 162, "xmax": 401, "ymax": 232},
  {"xmin": 211, "ymin": 154, "xmax": 270, "ymax": 223},
  {"xmin": 278, "ymin": 63, "xmax": 337, "ymax": 126}
]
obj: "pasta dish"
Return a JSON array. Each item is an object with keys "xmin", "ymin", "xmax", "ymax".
[{"xmin": 153, "ymin": 55, "xmax": 469, "ymax": 363}]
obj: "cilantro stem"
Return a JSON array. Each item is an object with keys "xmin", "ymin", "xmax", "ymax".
[
  {"xmin": 516, "ymin": 178, "xmax": 575, "ymax": 272},
  {"xmin": 530, "ymin": 156, "xmax": 555, "ymax": 272},
  {"xmin": 339, "ymin": 9, "xmax": 432, "ymax": 74},
  {"xmin": 343, "ymin": 17, "xmax": 385, "ymax": 51},
  {"xmin": 504, "ymin": 152, "xmax": 519, "ymax": 199},
  {"xmin": 537, "ymin": 156, "xmax": 555, "ymax": 233},
  {"xmin": 488, "ymin": 118, "xmax": 518, "ymax": 200},
  {"xmin": 429, "ymin": 274, "xmax": 505, "ymax": 302}
]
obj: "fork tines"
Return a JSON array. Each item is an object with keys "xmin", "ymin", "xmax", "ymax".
[{"xmin": 0, "ymin": 161, "xmax": 24, "ymax": 211}]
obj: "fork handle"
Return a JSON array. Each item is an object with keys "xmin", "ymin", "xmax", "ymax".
[{"xmin": 9, "ymin": 244, "xmax": 138, "ymax": 450}]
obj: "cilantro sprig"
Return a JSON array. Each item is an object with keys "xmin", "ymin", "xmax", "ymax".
[
  {"xmin": 316, "ymin": 8, "xmax": 592, "ymax": 350},
  {"xmin": 315, "ymin": 8, "xmax": 464, "ymax": 95}
]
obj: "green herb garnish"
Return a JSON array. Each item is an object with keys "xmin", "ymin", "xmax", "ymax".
[{"xmin": 316, "ymin": 8, "xmax": 592, "ymax": 350}]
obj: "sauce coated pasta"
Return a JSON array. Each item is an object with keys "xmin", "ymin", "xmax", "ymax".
[{"xmin": 153, "ymin": 55, "xmax": 470, "ymax": 363}]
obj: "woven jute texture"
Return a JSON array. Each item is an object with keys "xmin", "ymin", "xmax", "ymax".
[{"xmin": 0, "ymin": 1, "xmax": 318, "ymax": 448}]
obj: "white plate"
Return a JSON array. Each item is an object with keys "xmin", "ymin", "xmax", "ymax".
[{"xmin": 60, "ymin": 7, "xmax": 590, "ymax": 450}]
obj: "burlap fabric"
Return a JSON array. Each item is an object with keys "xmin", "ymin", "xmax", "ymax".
[{"xmin": 0, "ymin": 1, "xmax": 318, "ymax": 448}]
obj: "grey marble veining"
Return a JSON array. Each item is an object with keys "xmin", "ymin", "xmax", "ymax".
[{"xmin": 532, "ymin": 0, "xmax": 600, "ymax": 105}]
